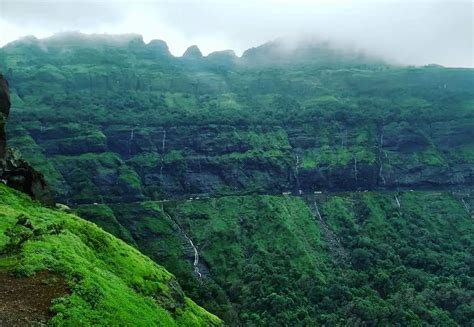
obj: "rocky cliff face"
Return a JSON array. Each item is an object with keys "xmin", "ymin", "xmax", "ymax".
[
  {"xmin": 0, "ymin": 75, "xmax": 10, "ymax": 158},
  {"xmin": 1, "ymin": 34, "xmax": 473, "ymax": 204},
  {"xmin": 0, "ymin": 75, "xmax": 52, "ymax": 204},
  {"xmin": 11, "ymin": 119, "xmax": 471, "ymax": 205}
]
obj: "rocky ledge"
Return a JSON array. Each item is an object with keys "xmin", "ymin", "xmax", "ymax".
[{"xmin": 0, "ymin": 74, "xmax": 52, "ymax": 204}]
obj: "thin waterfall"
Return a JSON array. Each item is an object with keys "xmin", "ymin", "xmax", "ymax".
[
  {"xmin": 186, "ymin": 235, "xmax": 202, "ymax": 278},
  {"xmin": 294, "ymin": 154, "xmax": 302, "ymax": 194},
  {"xmin": 128, "ymin": 127, "xmax": 134, "ymax": 155},
  {"xmin": 353, "ymin": 156, "xmax": 358, "ymax": 181},
  {"xmin": 378, "ymin": 126, "xmax": 386, "ymax": 185},
  {"xmin": 461, "ymin": 197, "xmax": 470, "ymax": 215},
  {"xmin": 159, "ymin": 129, "xmax": 166, "ymax": 183},
  {"xmin": 164, "ymin": 211, "xmax": 202, "ymax": 279},
  {"xmin": 395, "ymin": 195, "xmax": 401, "ymax": 208}
]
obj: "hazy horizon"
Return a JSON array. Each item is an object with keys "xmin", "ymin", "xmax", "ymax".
[{"xmin": 0, "ymin": 0, "xmax": 472, "ymax": 68}]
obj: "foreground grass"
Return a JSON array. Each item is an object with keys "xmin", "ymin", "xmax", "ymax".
[{"xmin": 0, "ymin": 184, "xmax": 221, "ymax": 326}]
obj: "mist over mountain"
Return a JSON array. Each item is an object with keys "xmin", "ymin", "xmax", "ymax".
[
  {"xmin": 1, "ymin": 0, "xmax": 472, "ymax": 67},
  {"xmin": 5, "ymin": 31, "xmax": 390, "ymax": 69}
]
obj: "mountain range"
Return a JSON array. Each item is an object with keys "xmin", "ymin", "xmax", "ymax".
[{"xmin": 0, "ymin": 32, "xmax": 473, "ymax": 326}]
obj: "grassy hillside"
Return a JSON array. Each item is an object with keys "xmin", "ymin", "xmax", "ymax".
[
  {"xmin": 1, "ymin": 33, "xmax": 473, "ymax": 325},
  {"xmin": 0, "ymin": 183, "xmax": 221, "ymax": 326}
]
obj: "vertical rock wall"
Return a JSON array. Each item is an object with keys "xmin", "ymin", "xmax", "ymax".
[{"xmin": 0, "ymin": 74, "xmax": 53, "ymax": 204}]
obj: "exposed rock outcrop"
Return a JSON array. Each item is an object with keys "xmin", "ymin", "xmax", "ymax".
[
  {"xmin": 0, "ymin": 74, "xmax": 52, "ymax": 204},
  {"xmin": 0, "ymin": 75, "xmax": 10, "ymax": 158},
  {"xmin": 182, "ymin": 45, "xmax": 203, "ymax": 59}
]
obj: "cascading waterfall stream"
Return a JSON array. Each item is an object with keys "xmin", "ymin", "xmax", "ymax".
[
  {"xmin": 451, "ymin": 192, "xmax": 471, "ymax": 217},
  {"xmin": 159, "ymin": 129, "xmax": 166, "ymax": 183},
  {"xmin": 163, "ymin": 211, "xmax": 202, "ymax": 279},
  {"xmin": 294, "ymin": 154, "xmax": 302, "ymax": 195},
  {"xmin": 353, "ymin": 156, "xmax": 358, "ymax": 181},
  {"xmin": 313, "ymin": 198, "xmax": 323, "ymax": 221},
  {"xmin": 378, "ymin": 126, "xmax": 386, "ymax": 185},
  {"xmin": 461, "ymin": 197, "xmax": 471, "ymax": 215},
  {"xmin": 395, "ymin": 195, "xmax": 401, "ymax": 208},
  {"xmin": 186, "ymin": 235, "xmax": 202, "ymax": 279},
  {"xmin": 128, "ymin": 127, "xmax": 134, "ymax": 155}
]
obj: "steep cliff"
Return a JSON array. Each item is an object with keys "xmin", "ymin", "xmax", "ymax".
[
  {"xmin": 0, "ymin": 75, "xmax": 52, "ymax": 204},
  {"xmin": 0, "ymin": 74, "xmax": 11, "ymax": 158}
]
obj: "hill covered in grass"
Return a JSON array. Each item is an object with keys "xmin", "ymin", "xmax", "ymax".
[{"xmin": 0, "ymin": 183, "xmax": 221, "ymax": 326}]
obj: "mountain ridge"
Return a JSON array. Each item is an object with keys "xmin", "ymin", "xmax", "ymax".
[{"xmin": 4, "ymin": 31, "xmax": 393, "ymax": 66}]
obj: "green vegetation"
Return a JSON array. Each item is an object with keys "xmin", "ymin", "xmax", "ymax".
[
  {"xmin": 165, "ymin": 196, "xmax": 329, "ymax": 325},
  {"xmin": 1, "ymin": 34, "xmax": 472, "ymax": 202},
  {"xmin": 1, "ymin": 34, "xmax": 473, "ymax": 325},
  {"xmin": 86, "ymin": 192, "xmax": 474, "ymax": 326},
  {"xmin": 0, "ymin": 184, "xmax": 221, "ymax": 326},
  {"xmin": 318, "ymin": 192, "xmax": 474, "ymax": 325}
]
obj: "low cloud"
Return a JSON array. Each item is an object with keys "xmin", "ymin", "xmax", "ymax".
[{"xmin": 0, "ymin": 0, "xmax": 472, "ymax": 67}]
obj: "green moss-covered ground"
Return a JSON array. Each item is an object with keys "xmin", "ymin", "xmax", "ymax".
[{"xmin": 0, "ymin": 184, "xmax": 221, "ymax": 326}]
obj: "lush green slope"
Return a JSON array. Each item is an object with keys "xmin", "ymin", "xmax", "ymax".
[
  {"xmin": 1, "ymin": 33, "xmax": 473, "ymax": 325},
  {"xmin": 0, "ymin": 183, "xmax": 221, "ymax": 326},
  {"xmin": 78, "ymin": 192, "xmax": 474, "ymax": 325}
]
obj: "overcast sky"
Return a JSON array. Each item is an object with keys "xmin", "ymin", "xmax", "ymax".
[{"xmin": 0, "ymin": 0, "xmax": 472, "ymax": 67}]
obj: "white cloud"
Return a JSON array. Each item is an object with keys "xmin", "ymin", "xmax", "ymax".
[{"xmin": 0, "ymin": 0, "xmax": 472, "ymax": 66}]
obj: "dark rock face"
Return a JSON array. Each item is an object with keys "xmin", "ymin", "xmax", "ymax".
[
  {"xmin": 8, "ymin": 115, "xmax": 473, "ymax": 205},
  {"xmin": 97, "ymin": 121, "xmax": 473, "ymax": 202},
  {"xmin": 0, "ymin": 75, "xmax": 52, "ymax": 205},
  {"xmin": 0, "ymin": 76, "xmax": 10, "ymax": 158},
  {"xmin": 16, "ymin": 116, "xmax": 469, "ymax": 205}
]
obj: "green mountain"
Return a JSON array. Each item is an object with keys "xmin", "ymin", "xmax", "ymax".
[
  {"xmin": 1, "ymin": 32, "xmax": 473, "ymax": 325},
  {"xmin": 2, "ymin": 33, "xmax": 473, "ymax": 204}
]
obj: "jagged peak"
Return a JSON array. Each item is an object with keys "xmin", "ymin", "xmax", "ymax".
[
  {"xmin": 146, "ymin": 39, "xmax": 171, "ymax": 56},
  {"xmin": 182, "ymin": 45, "xmax": 203, "ymax": 58},
  {"xmin": 2, "ymin": 33, "xmax": 388, "ymax": 67}
]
